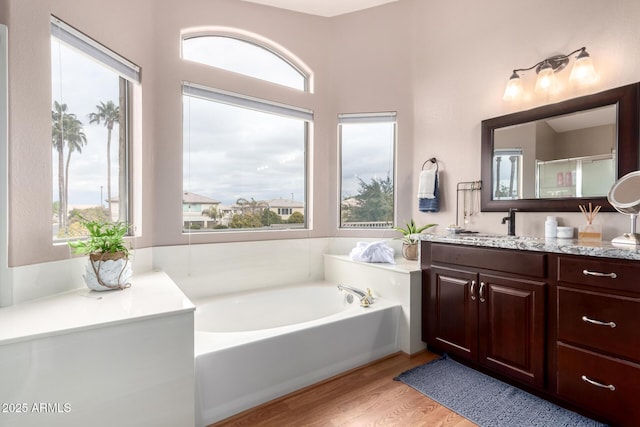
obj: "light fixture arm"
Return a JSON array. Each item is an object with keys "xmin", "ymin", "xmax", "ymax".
[{"xmin": 510, "ymin": 47, "xmax": 587, "ymax": 76}]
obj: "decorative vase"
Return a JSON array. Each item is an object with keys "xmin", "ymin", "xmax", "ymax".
[
  {"xmin": 402, "ymin": 242, "xmax": 418, "ymax": 260},
  {"xmin": 84, "ymin": 252, "xmax": 132, "ymax": 291}
]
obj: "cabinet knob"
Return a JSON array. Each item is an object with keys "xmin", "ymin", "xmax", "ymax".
[
  {"xmin": 582, "ymin": 269, "xmax": 617, "ymax": 279},
  {"xmin": 582, "ymin": 315, "xmax": 617, "ymax": 328},
  {"xmin": 581, "ymin": 375, "xmax": 616, "ymax": 391},
  {"xmin": 479, "ymin": 281, "xmax": 486, "ymax": 303},
  {"xmin": 470, "ymin": 280, "xmax": 477, "ymax": 301}
]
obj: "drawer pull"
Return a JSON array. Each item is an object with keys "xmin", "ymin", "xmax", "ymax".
[
  {"xmin": 479, "ymin": 282, "xmax": 486, "ymax": 303},
  {"xmin": 581, "ymin": 375, "xmax": 616, "ymax": 391},
  {"xmin": 582, "ymin": 315, "xmax": 616, "ymax": 328},
  {"xmin": 582, "ymin": 269, "xmax": 617, "ymax": 279},
  {"xmin": 470, "ymin": 280, "xmax": 477, "ymax": 301}
]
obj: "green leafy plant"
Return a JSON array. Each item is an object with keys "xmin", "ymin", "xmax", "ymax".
[
  {"xmin": 68, "ymin": 219, "xmax": 130, "ymax": 257},
  {"xmin": 394, "ymin": 219, "xmax": 437, "ymax": 244}
]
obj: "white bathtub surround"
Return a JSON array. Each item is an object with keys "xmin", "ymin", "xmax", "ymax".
[
  {"xmin": 194, "ymin": 281, "xmax": 401, "ymax": 426},
  {"xmin": 323, "ymin": 254, "xmax": 425, "ymax": 354},
  {"xmin": 153, "ymin": 238, "xmax": 331, "ymax": 300},
  {"xmin": 1, "ymin": 247, "xmax": 153, "ymax": 307},
  {"xmin": 0, "ymin": 271, "xmax": 195, "ymax": 427}
]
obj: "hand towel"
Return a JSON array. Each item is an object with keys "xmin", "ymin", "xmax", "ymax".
[
  {"xmin": 418, "ymin": 170, "xmax": 439, "ymax": 212},
  {"xmin": 418, "ymin": 169, "xmax": 437, "ymax": 199}
]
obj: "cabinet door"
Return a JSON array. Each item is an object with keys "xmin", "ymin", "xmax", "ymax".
[
  {"xmin": 478, "ymin": 274, "xmax": 546, "ymax": 388},
  {"xmin": 428, "ymin": 266, "xmax": 478, "ymax": 361}
]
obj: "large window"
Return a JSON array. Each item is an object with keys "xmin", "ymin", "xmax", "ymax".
[
  {"xmin": 182, "ymin": 83, "xmax": 311, "ymax": 232},
  {"xmin": 51, "ymin": 16, "xmax": 138, "ymax": 240},
  {"xmin": 339, "ymin": 113, "xmax": 396, "ymax": 229}
]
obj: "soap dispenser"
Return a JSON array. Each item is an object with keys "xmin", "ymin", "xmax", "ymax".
[{"xmin": 545, "ymin": 216, "xmax": 557, "ymax": 238}]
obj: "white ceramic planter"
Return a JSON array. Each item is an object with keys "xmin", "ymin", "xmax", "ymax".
[{"xmin": 84, "ymin": 253, "xmax": 132, "ymax": 291}]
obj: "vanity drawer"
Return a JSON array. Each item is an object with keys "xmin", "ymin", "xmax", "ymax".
[
  {"xmin": 430, "ymin": 243, "xmax": 546, "ymax": 278},
  {"xmin": 557, "ymin": 287, "xmax": 640, "ymax": 362},
  {"xmin": 557, "ymin": 343, "xmax": 640, "ymax": 427},
  {"xmin": 557, "ymin": 256, "xmax": 638, "ymax": 293}
]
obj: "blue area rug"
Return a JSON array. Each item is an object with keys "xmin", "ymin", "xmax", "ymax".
[{"xmin": 395, "ymin": 354, "xmax": 607, "ymax": 427}]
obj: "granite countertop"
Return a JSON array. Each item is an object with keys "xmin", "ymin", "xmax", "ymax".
[{"xmin": 416, "ymin": 233, "xmax": 640, "ymax": 261}]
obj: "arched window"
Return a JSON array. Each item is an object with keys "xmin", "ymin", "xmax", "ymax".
[
  {"xmin": 182, "ymin": 35, "xmax": 307, "ymax": 91},
  {"xmin": 181, "ymin": 32, "xmax": 312, "ymax": 233}
]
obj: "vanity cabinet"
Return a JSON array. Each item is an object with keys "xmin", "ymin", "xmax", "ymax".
[
  {"xmin": 554, "ymin": 254, "xmax": 640, "ymax": 426},
  {"xmin": 423, "ymin": 242, "xmax": 547, "ymax": 388},
  {"xmin": 421, "ymin": 241, "xmax": 640, "ymax": 426}
]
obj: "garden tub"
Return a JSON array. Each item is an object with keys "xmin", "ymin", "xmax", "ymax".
[{"xmin": 194, "ymin": 281, "xmax": 401, "ymax": 426}]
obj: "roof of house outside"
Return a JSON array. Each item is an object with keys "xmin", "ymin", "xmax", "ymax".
[
  {"xmin": 268, "ymin": 198, "xmax": 304, "ymax": 208},
  {"xmin": 183, "ymin": 192, "xmax": 221, "ymax": 204}
]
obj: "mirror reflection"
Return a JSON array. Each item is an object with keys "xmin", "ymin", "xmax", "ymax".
[{"xmin": 492, "ymin": 105, "xmax": 616, "ymax": 201}]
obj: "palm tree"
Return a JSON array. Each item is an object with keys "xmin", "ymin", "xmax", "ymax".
[
  {"xmin": 89, "ymin": 100, "xmax": 119, "ymax": 215},
  {"xmin": 63, "ymin": 118, "xmax": 87, "ymax": 220},
  {"xmin": 52, "ymin": 101, "xmax": 68, "ymax": 229},
  {"xmin": 52, "ymin": 101, "xmax": 86, "ymax": 233}
]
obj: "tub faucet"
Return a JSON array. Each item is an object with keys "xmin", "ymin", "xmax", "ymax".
[
  {"xmin": 501, "ymin": 208, "xmax": 517, "ymax": 236},
  {"xmin": 337, "ymin": 284, "xmax": 373, "ymax": 307}
]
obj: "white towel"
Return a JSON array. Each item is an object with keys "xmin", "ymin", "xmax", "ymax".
[{"xmin": 417, "ymin": 169, "xmax": 437, "ymax": 199}]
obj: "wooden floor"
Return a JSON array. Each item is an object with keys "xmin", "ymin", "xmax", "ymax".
[{"xmin": 210, "ymin": 351, "xmax": 478, "ymax": 427}]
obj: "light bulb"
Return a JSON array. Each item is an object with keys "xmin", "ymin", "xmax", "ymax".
[
  {"xmin": 503, "ymin": 72, "xmax": 523, "ymax": 101},
  {"xmin": 535, "ymin": 62, "xmax": 557, "ymax": 95},
  {"xmin": 569, "ymin": 50, "xmax": 598, "ymax": 86}
]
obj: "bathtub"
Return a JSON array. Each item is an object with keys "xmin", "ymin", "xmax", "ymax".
[{"xmin": 194, "ymin": 281, "xmax": 401, "ymax": 426}]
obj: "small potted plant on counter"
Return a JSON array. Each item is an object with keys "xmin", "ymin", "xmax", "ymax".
[
  {"xmin": 68, "ymin": 219, "xmax": 132, "ymax": 291},
  {"xmin": 394, "ymin": 219, "xmax": 436, "ymax": 260}
]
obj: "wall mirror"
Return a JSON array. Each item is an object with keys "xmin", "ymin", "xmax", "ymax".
[{"xmin": 481, "ymin": 83, "xmax": 639, "ymax": 212}]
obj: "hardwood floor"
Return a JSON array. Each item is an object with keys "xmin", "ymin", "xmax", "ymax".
[{"xmin": 210, "ymin": 351, "xmax": 477, "ymax": 427}]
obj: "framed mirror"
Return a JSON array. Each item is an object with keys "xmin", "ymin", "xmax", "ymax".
[{"xmin": 481, "ymin": 83, "xmax": 639, "ymax": 212}]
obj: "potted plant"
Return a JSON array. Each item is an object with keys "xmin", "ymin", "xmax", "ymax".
[
  {"xmin": 68, "ymin": 219, "xmax": 132, "ymax": 291},
  {"xmin": 394, "ymin": 219, "xmax": 436, "ymax": 260}
]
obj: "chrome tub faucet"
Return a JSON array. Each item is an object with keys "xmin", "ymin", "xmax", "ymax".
[{"xmin": 337, "ymin": 284, "xmax": 374, "ymax": 307}]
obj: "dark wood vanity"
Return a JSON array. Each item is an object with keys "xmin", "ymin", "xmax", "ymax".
[{"xmin": 421, "ymin": 240, "xmax": 640, "ymax": 426}]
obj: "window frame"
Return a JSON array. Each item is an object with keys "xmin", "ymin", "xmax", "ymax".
[
  {"xmin": 181, "ymin": 33, "xmax": 310, "ymax": 92},
  {"xmin": 182, "ymin": 82, "xmax": 312, "ymax": 234},
  {"xmin": 338, "ymin": 112, "xmax": 397, "ymax": 230},
  {"xmin": 50, "ymin": 16, "xmax": 138, "ymax": 241},
  {"xmin": 493, "ymin": 148, "xmax": 523, "ymax": 200}
]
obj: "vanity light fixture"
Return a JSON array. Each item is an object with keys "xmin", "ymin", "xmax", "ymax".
[{"xmin": 503, "ymin": 47, "xmax": 598, "ymax": 101}]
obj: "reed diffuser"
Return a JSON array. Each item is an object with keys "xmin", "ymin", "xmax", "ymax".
[{"xmin": 578, "ymin": 203, "xmax": 602, "ymax": 242}]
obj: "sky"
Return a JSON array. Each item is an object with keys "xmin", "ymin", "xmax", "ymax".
[
  {"xmin": 51, "ymin": 31, "xmax": 394, "ymax": 212},
  {"xmin": 340, "ymin": 121, "xmax": 395, "ymax": 200}
]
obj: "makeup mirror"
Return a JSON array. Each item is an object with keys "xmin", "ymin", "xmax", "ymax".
[{"xmin": 607, "ymin": 170, "xmax": 640, "ymax": 246}]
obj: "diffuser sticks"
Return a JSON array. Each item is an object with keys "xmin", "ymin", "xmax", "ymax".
[{"xmin": 579, "ymin": 203, "xmax": 601, "ymax": 225}]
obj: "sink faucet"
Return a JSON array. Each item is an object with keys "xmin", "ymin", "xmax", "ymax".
[
  {"xmin": 337, "ymin": 284, "xmax": 373, "ymax": 307},
  {"xmin": 501, "ymin": 208, "xmax": 517, "ymax": 236}
]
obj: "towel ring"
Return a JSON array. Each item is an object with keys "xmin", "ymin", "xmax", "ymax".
[{"xmin": 422, "ymin": 158, "xmax": 438, "ymax": 172}]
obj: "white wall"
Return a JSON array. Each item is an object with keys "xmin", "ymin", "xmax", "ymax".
[
  {"xmin": 0, "ymin": 24, "xmax": 8, "ymax": 307},
  {"xmin": 410, "ymin": 0, "xmax": 640, "ymax": 237}
]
